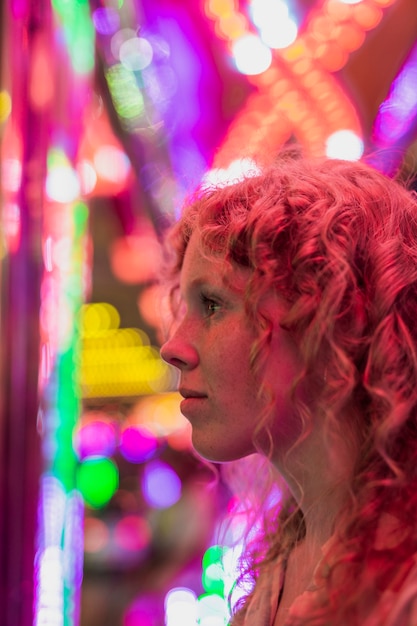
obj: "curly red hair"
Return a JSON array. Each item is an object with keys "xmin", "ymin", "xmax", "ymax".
[{"xmin": 164, "ymin": 151, "xmax": 417, "ymax": 624}]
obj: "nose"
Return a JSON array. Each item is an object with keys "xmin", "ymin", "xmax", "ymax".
[{"xmin": 160, "ymin": 324, "xmax": 199, "ymax": 371}]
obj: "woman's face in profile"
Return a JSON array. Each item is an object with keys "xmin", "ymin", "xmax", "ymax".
[{"xmin": 160, "ymin": 230, "xmax": 301, "ymax": 463}]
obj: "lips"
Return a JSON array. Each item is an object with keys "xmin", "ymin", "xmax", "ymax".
[
  {"xmin": 179, "ymin": 387, "xmax": 207, "ymax": 399},
  {"xmin": 179, "ymin": 388, "xmax": 207, "ymax": 418}
]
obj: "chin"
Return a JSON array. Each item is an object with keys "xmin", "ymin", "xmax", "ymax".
[{"xmin": 192, "ymin": 441, "xmax": 254, "ymax": 464}]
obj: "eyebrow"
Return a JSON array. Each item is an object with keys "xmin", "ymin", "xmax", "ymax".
[{"xmin": 185, "ymin": 271, "xmax": 247, "ymax": 298}]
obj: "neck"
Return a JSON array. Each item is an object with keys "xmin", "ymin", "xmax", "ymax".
[{"xmin": 272, "ymin": 417, "xmax": 357, "ymax": 548}]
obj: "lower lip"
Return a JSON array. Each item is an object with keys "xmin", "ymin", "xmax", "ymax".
[{"xmin": 180, "ymin": 396, "xmax": 207, "ymax": 416}]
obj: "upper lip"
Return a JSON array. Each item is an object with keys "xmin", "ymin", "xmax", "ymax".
[{"xmin": 179, "ymin": 388, "xmax": 207, "ymax": 399}]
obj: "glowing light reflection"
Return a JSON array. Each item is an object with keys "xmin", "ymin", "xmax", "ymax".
[{"xmin": 202, "ymin": 157, "xmax": 261, "ymax": 188}]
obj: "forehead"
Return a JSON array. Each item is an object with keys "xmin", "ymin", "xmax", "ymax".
[{"xmin": 180, "ymin": 230, "xmax": 249, "ymax": 293}]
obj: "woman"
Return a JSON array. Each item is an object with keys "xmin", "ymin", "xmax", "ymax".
[{"xmin": 160, "ymin": 152, "xmax": 417, "ymax": 625}]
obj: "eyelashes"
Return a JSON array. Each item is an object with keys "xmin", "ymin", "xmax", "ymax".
[{"xmin": 199, "ymin": 292, "xmax": 222, "ymax": 317}]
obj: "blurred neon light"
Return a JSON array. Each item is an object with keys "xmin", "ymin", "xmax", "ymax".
[
  {"xmin": 36, "ymin": 178, "xmax": 89, "ymax": 626},
  {"xmin": 35, "ymin": 478, "xmax": 83, "ymax": 626},
  {"xmin": 80, "ymin": 302, "xmax": 174, "ymax": 398},
  {"xmin": 52, "ymin": 0, "xmax": 95, "ymax": 75},
  {"xmin": 373, "ymin": 40, "xmax": 417, "ymax": 144},
  {"xmin": 2, "ymin": 202, "xmax": 21, "ymax": 254},
  {"xmin": 0, "ymin": 89, "xmax": 11, "ymax": 122},
  {"xmin": 205, "ymin": 0, "xmax": 399, "ymax": 164}
]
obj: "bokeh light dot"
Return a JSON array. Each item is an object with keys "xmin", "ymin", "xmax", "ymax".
[
  {"xmin": 142, "ymin": 460, "xmax": 181, "ymax": 509},
  {"xmin": 336, "ymin": 23, "xmax": 365, "ymax": 52},
  {"xmin": 123, "ymin": 596, "xmax": 162, "ymax": 626},
  {"xmin": 84, "ymin": 516, "xmax": 110, "ymax": 553},
  {"xmin": 203, "ymin": 563, "xmax": 225, "ymax": 595},
  {"xmin": 74, "ymin": 418, "xmax": 117, "ymax": 459},
  {"xmin": 232, "ymin": 35, "xmax": 272, "ymax": 75},
  {"xmin": 325, "ymin": 130, "xmax": 364, "ymax": 161},
  {"xmin": 114, "ymin": 515, "xmax": 152, "ymax": 552},
  {"xmin": 353, "ymin": 3, "xmax": 383, "ymax": 29},
  {"xmin": 46, "ymin": 165, "xmax": 80, "ymax": 203},
  {"xmin": 119, "ymin": 37, "xmax": 153, "ymax": 71},
  {"xmin": 259, "ymin": 18, "xmax": 298, "ymax": 49},
  {"xmin": 120, "ymin": 425, "xmax": 158, "ymax": 463},
  {"xmin": 82, "ymin": 302, "xmax": 120, "ymax": 335},
  {"xmin": 165, "ymin": 587, "xmax": 197, "ymax": 625},
  {"xmin": 77, "ymin": 457, "xmax": 119, "ymax": 508},
  {"xmin": 218, "ymin": 14, "xmax": 247, "ymax": 40},
  {"xmin": 94, "ymin": 145, "xmax": 131, "ymax": 184},
  {"xmin": 325, "ymin": 0, "xmax": 349, "ymax": 20},
  {"xmin": 316, "ymin": 42, "xmax": 348, "ymax": 72},
  {"xmin": 110, "ymin": 28, "xmax": 137, "ymax": 60}
]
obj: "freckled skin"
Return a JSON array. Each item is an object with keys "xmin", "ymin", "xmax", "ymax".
[{"xmin": 161, "ymin": 232, "xmax": 301, "ymax": 464}]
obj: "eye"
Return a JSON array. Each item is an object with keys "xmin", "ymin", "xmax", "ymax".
[{"xmin": 200, "ymin": 293, "xmax": 221, "ymax": 317}]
